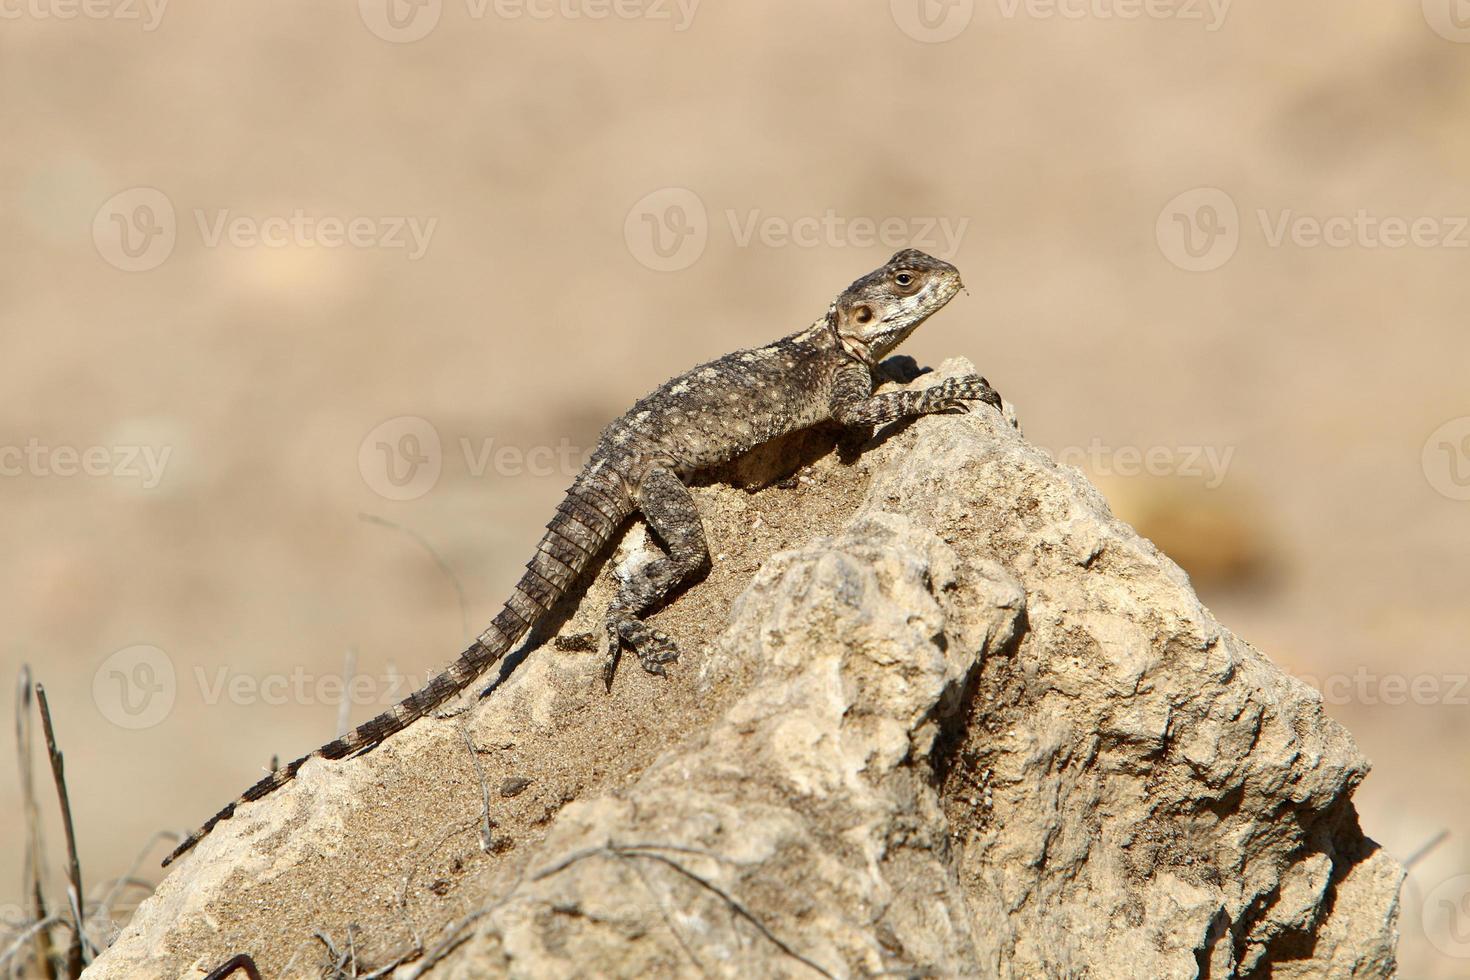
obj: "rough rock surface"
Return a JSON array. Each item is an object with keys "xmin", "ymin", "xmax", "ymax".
[{"xmin": 87, "ymin": 359, "xmax": 1401, "ymax": 979}]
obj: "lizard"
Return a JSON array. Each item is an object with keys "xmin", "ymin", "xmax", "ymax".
[{"xmin": 162, "ymin": 247, "xmax": 1002, "ymax": 868}]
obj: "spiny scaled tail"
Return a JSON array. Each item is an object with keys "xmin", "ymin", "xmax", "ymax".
[
  {"xmin": 160, "ymin": 629, "xmax": 515, "ymax": 867},
  {"xmin": 162, "ymin": 481, "xmax": 627, "ymax": 868}
]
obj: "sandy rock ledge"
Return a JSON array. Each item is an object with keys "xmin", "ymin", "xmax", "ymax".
[{"xmin": 88, "ymin": 359, "xmax": 1401, "ymax": 979}]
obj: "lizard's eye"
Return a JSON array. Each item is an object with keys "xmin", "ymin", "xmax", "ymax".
[{"xmin": 894, "ymin": 271, "xmax": 916, "ymax": 289}]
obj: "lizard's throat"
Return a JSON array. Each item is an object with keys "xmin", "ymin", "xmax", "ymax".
[
  {"xmin": 836, "ymin": 331, "xmax": 876, "ymax": 365},
  {"xmin": 844, "ymin": 320, "xmax": 921, "ymax": 364}
]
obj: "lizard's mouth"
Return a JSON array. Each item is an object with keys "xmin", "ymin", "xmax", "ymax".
[{"xmin": 869, "ymin": 320, "xmax": 921, "ymax": 351}]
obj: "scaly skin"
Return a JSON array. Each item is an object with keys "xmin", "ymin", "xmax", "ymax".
[{"xmin": 162, "ymin": 248, "xmax": 1001, "ymax": 868}]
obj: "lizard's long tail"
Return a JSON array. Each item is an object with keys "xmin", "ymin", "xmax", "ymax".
[{"xmin": 162, "ymin": 478, "xmax": 630, "ymax": 867}]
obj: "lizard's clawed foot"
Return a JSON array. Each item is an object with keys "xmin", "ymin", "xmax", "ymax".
[
  {"xmin": 624, "ymin": 621, "xmax": 680, "ymax": 677},
  {"xmin": 603, "ymin": 618, "xmax": 681, "ymax": 688},
  {"xmin": 931, "ymin": 374, "xmax": 1002, "ymax": 414}
]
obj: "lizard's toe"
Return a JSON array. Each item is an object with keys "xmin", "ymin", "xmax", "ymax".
[
  {"xmin": 602, "ymin": 621, "xmax": 625, "ymax": 691},
  {"xmin": 635, "ymin": 630, "xmax": 681, "ymax": 675},
  {"xmin": 610, "ymin": 619, "xmax": 681, "ymax": 679}
]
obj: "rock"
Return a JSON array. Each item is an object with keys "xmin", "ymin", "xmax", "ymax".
[{"xmin": 87, "ymin": 359, "xmax": 1400, "ymax": 979}]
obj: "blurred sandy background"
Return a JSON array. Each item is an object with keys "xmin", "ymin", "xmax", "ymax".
[{"xmin": 4, "ymin": 0, "xmax": 1469, "ymax": 973}]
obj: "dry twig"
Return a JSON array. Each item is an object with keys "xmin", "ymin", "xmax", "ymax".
[
  {"xmin": 14, "ymin": 667, "xmax": 55, "ymax": 980},
  {"xmin": 34, "ymin": 685, "xmax": 86, "ymax": 977},
  {"xmin": 533, "ymin": 841, "xmax": 835, "ymax": 979},
  {"xmin": 200, "ymin": 952, "xmax": 262, "ymax": 980},
  {"xmin": 0, "ymin": 915, "xmax": 71, "ymax": 977},
  {"xmin": 456, "ymin": 726, "xmax": 495, "ymax": 854}
]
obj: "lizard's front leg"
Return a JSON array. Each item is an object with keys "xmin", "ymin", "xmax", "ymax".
[
  {"xmin": 829, "ymin": 361, "xmax": 1001, "ymax": 427},
  {"xmin": 604, "ymin": 466, "xmax": 710, "ymax": 688}
]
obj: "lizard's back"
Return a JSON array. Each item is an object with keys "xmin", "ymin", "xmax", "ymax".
[{"xmin": 596, "ymin": 325, "xmax": 841, "ymax": 476}]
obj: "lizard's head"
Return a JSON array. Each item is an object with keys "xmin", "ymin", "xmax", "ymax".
[{"xmin": 829, "ymin": 249, "xmax": 962, "ymax": 364}]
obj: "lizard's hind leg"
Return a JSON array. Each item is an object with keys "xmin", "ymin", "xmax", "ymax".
[{"xmin": 604, "ymin": 466, "xmax": 709, "ymax": 687}]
